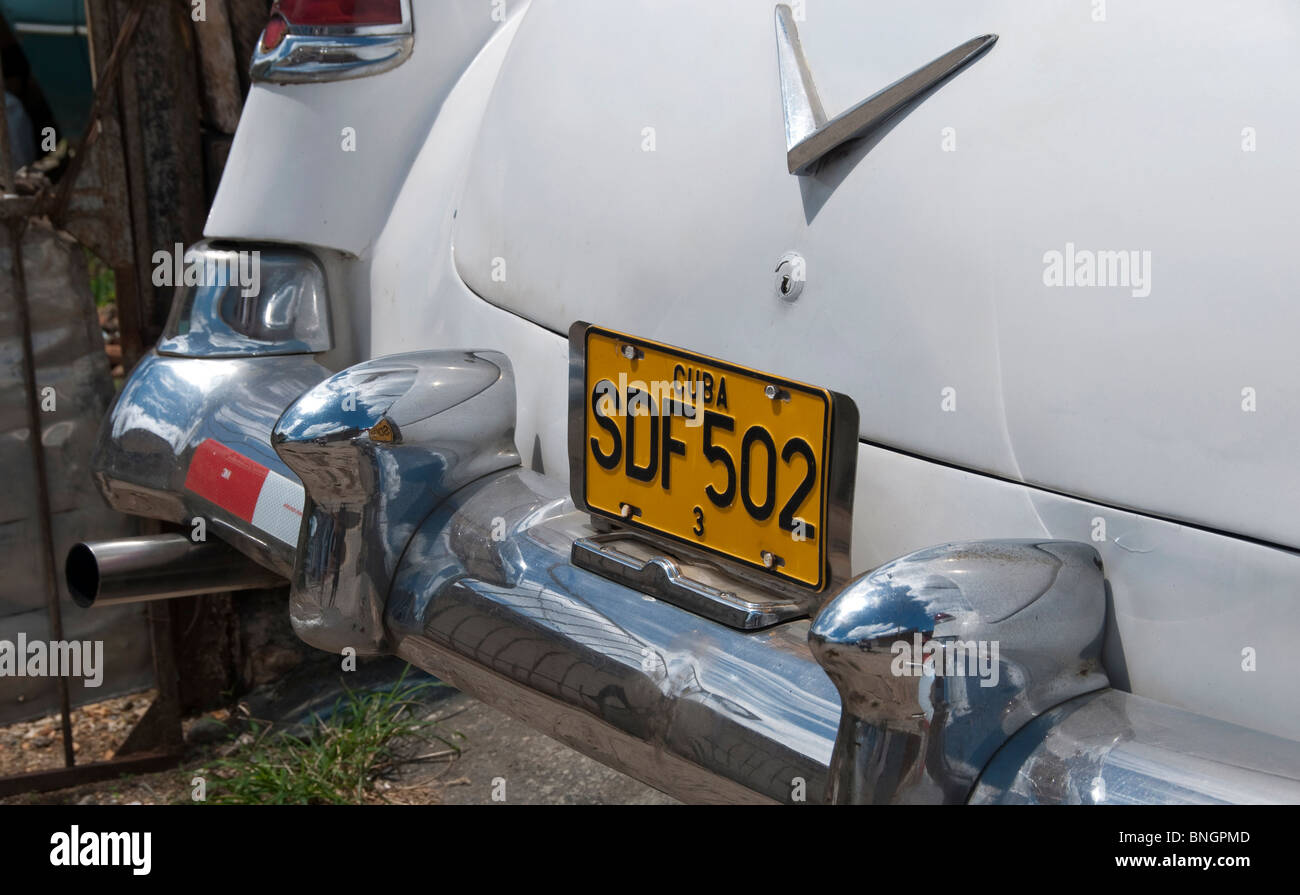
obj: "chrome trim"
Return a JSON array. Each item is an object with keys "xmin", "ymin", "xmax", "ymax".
[
  {"xmin": 572, "ymin": 534, "xmax": 806, "ymax": 630},
  {"xmin": 775, "ymin": 4, "xmax": 827, "ymax": 158},
  {"xmin": 775, "ymin": 4, "xmax": 997, "ymax": 175},
  {"xmin": 251, "ymin": 0, "xmax": 414, "ymax": 84},
  {"xmin": 386, "ymin": 468, "xmax": 841, "ymax": 804},
  {"xmin": 91, "ymin": 352, "xmax": 331, "ymax": 576},
  {"xmin": 809, "ymin": 540, "xmax": 1110, "ymax": 803},
  {"xmin": 88, "ymin": 342, "xmax": 1300, "ymax": 803},
  {"xmin": 382, "ymin": 469, "xmax": 1300, "ymax": 804},
  {"xmin": 970, "ymin": 689, "xmax": 1300, "ymax": 805},
  {"xmin": 66, "ymin": 535, "xmax": 284, "ymax": 609},
  {"xmin": 273, "ymin": 351, "xmax": 521, "ymax": 655},
  {"xmin": 157, "ymin": 242, "xmax": 332, "ymax": 358},
  {"xmin": 565, "ymin": 320, "xmax": 858, "ymax": 619}
]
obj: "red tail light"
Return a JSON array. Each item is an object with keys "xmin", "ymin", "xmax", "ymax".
[
  {"xmin": 254, "ymin": 0, "xmax": 412, "ymax": 83},
  {"xmin": 271, "ymin": 0, "xmax": 404, "ymax": 27},
  {"xmin": 261, "ymin": 15, "xmax": 289, "ymax": 50}
]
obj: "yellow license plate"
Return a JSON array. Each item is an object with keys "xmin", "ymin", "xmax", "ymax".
[{"xmin": 571, "ymin": 324, "xmax": 844, "ymax": 590}]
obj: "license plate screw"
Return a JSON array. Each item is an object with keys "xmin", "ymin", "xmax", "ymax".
[
  {"xmin": 764, "ymin": 384, "xmax": 791, "ymax": 402},
  {"xmin": 619, "ymin": 502, "xmax": 641, "ymax": 519},
  {"xmin": 620, "ymin": 343, "xmax": 644, "ymax": 360},
  {"xmin": 761, "ymin": 550, "xmax": 784, "ymax": 569}
]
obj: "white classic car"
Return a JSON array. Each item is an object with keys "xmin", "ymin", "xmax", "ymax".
[{"xmin": 68, "ymin": 0, "xmax": 1300, "ymax": 804}]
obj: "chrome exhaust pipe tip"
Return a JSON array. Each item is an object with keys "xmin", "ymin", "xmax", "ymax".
[
  {"xmin": 65, "ymin": 542, "xmax": 104, "ymax": 609},
  {"xmin": 66, "ymin": 534, "xmax": 285, "ymax": 609}
]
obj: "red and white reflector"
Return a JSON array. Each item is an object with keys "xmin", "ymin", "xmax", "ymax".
[{"xmin": 185, "ymin": 439, "xmax": 305, "ymax": 547}]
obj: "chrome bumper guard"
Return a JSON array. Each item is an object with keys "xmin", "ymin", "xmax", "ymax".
[{"xmin": 90, "ymin": 347, "xmax": 1300, "ymax": 804}]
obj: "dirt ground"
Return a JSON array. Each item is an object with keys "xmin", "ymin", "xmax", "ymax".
[
  {"xmin": 0, "ymin": 688, "xmax": 678, "ymax": 806},
  {"xmin": 417, "ymin": 693, "xmax": 676, "ymax": 805},
  {"xmin": 0, "ymin": 690, "xmax": 156, "ymax": 776}
]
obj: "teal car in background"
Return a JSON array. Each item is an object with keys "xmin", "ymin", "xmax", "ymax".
[{"xmin": 0, "ymin": 0, "xmax": 93, "ymax": 142}]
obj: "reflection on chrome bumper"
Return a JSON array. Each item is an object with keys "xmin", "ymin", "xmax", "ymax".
[
  {"xmin": 811, "ymin": 540, "xmax": 1110, "ymax": 804},
  {"xmin": 971, "ymin": 689, "xmax": 1300, "ymax": 804},
  {"xmin": 379, "ymin": 464, "xmax": 1300, "ymax": 805},
  {"xmin": 273, "ymin": 350, "xmax": 520, "ymax": 656},
  {"xmin": 92, "ymin": 348, "xmax": 1300, "ymax": 804},
  {"xmin": 91, "ymin": 351, "xmax": 330, "ymax": 576},
  {"xmin": 386, "ymin": 468, "xmax": 841, "ymax": 804}
]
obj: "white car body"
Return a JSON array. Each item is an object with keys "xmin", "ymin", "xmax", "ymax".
[
  {"xmin": 52, "ymin": 0, "xmax": 1290, "ymax": 802},
  {"xmin": 210, "ymin": 0, "xmax": 1300, "ymax": 744}
]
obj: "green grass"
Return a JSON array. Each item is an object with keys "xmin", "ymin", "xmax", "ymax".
[
  {"xmin": 198, "ymin": 669, "xmax": 456, "ymax": 805},
  {"xmin": 84, "ymin": 247, "xmax": 116, "ymax": 308}
]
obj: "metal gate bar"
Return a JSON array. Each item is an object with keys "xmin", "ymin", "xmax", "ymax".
[{"xmin": 0, "ymin": 0, "xmax": 186, "ymax": 796}]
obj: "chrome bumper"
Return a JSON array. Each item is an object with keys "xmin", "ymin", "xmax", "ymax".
[
  {"xmin": 387, "ymin": 469, "xmax": 841, "ymax": 804},
  {"xmin": 90, "ymin": 348, "xmax": 1300, "ymax": 805},
  {"xmin": 91, "ymin": 351, "xmax": 330, "ymax": 576},
  {"xmin": 381, "ymin": 464, "xmax": 1300, "ymax": 805}
]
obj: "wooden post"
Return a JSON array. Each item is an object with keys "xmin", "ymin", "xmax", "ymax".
[
  {"xmin": 80, "ymin": 0, "xmax": 243, "ymax": 713},
  {"xmin": 194, "ymin": 0, "xmax": 244, "ymax": 134},
  {"xmin": 227, "ymin": 0, "xmax": 273, "ymax": 96}
]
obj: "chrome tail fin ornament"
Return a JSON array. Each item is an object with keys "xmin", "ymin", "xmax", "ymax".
[
  {"xmin": 775, "ymin": 4, "xmax": 997, "ymax": 175},
  {"xmin": 272, "ymin": 351, "xmax": 520, "ymax": 655},
  {"xmin": 809, "ymin": 540, "xmax": 1109, "ymax": 804},
  {"xmin": 775, "ymin": 4, "xmax": 828, "ymax": 157}
]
